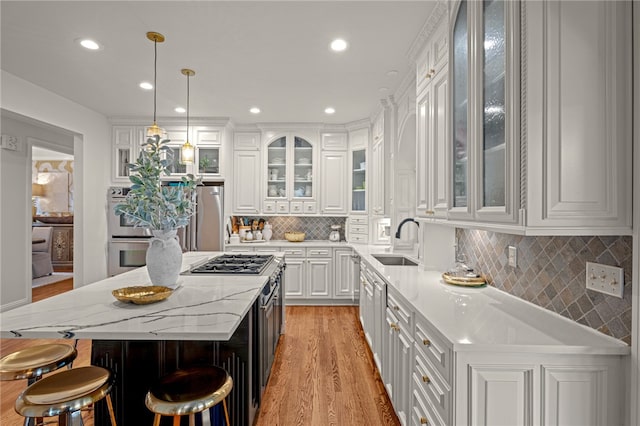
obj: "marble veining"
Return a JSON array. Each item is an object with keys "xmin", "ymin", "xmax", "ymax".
[{"xmin": 0, "ymin": 252, "xmax": 270, "ymax": 341}]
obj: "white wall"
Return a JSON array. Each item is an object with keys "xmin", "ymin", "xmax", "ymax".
[{"xmin": 1, "ymin": 71, "xmax": 111, "ymax": 310}]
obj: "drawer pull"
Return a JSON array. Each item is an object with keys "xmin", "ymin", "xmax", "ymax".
[
  {"xmin": 422, "ymin": 375, "xmax": 430, "ymax": 383},
  {"xmin": 423, "ymin": 339, "xmax": 431, "ymax": 346},
  {"xmin": 393, "ymin": 305, "xmax": 400, "ymax": 311},
  {"xmin": 420, "ymin": 417, "xmax": 428, "ymax": 424},
  {"xmin": 389, "ymin": 323, "xmax": 399, "ymax": 331}
]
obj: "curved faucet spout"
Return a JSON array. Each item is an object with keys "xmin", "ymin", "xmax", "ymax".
[{"xmin": 395, "ymin": 218, "xmax": 419, "ymax": 239}]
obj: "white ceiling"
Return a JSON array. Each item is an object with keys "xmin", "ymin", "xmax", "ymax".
[{"xmin": 1, "ymin": 1, "xmax": 436, "ymax": 125}]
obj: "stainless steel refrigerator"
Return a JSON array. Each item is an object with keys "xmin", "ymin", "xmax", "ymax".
[{"xmin": 176, "ymin": 183, "xmax": 224, "ymax": 252}]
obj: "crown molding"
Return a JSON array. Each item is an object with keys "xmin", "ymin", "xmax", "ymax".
[
  {"xmin": 109, "ymin": 116, "xmax": 230, "ymax": 127},
  {"xmin": 406, "ymin": 0, "xmax": 449, "ymax": 63},
  {"xmin": 344, "ymin": 118, "xmax": 371, "ymax": 132}
]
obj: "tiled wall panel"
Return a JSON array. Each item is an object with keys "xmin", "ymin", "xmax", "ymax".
[
  {"xmin": 456, "ymin": 229, "xmax": 633, "ymax": 344},
  {"xmin": 233, "ymin": 216, "xmax": 347, "ymax": 241}
]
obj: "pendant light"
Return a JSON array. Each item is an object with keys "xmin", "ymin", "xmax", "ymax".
[
  {"xmin": 146, "ymin": 31, "xmax": 166, "ymax": 138},
  {"xmin": 180, "ymin": 68, "xmax": 195, "ymax": 165}
]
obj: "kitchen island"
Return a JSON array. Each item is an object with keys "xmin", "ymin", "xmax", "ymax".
[{"xmin": 0, "ymin": 251, "xmax": 282, "ymax": 425}]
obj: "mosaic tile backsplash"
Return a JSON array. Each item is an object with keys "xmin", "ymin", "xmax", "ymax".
[
  {"xmin": 232, "ymin": 216, "xmax": 347, "ymax": 241},
  {"xmin": 456, "ymin": 229, "xmax": 633, "ymax": 344}
]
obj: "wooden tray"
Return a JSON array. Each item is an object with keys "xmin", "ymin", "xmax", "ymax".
[
  {"xmin": 442, "ymin": 272, "xmax": 487, "ymax": 287},
  {"xmin": 112, "ymin": 286, "xmax": 173, "ymax": 304}
]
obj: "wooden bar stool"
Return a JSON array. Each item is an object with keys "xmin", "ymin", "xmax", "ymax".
[
  {"xmin": 14, "ymin": 365, "xmax": 117, "ymax": 426},
  {"xmin": 145, "ymin": 366, "xmax": 233, "ymax": 426},
  {"xmin": 0, "ymin": 343, "xmax": 77, "ymax": 384}
]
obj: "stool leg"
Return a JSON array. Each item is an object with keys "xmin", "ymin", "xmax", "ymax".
[
  {"xmin": 105, "ymin": 394, "xmax": 117, "ymax": 426},
  {"xmin": 173, "ymin": 416, "xmax": 180, "ymax": 426},
  {"xmin": 189, "ymin": 414, "xmax": 196, "ymax": 426},
  {"xmin": 153, "ymin": 414, "xmax": 161, "ymax": 426},
  {"xmin": 223, "ymin": 398, "xmax": 230, "ymax": 426}
]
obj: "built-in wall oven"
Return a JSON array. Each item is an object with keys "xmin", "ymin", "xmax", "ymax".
[{"xmin": 108, "ymin": 187, "xmax": 151, "ymax": 276}]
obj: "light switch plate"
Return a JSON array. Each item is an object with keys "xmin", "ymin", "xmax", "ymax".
[
  {"xmin": 586, "ymin": 262, "xmax": 624, "ymax": 298},
  {"xmin": 508, "ymin": 246, "xmax": 517, "ymax": 267}
]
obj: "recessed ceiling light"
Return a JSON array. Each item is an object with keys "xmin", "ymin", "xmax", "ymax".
[
  {"xmin": 78, "ymin": 38, "xmax": 101, "ymax": 50},
  {"xmin": 249, "ymin": 107, "xmax": 261, "ymax": 114},
  {"xmin": 175, "ymin": 107, "xmax": 186, "ymax": 113},
  {"xmin": 139, "ymin": 82, "xmax": 153, "ymax": 90},
  {"xmin": 325, "ymin": 107, "xmax": 336, "ymax": 115},
  {"xmin": 330, "ymin": 39, "xmax": 348, "ymax": 52},
  {"xmin": 386, "ymin": 70, "xmax": 399, "ymax": 77}
]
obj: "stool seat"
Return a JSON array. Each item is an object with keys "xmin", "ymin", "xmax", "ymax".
[
  {"xmin": 15, "ymin": 366, "xmax": 116, "ymax": 423},
  {"xmin": 0, "ymin": 343, "xmax": 77, "ymax": 381},
  {"xmin": 146, "ymin": 366, "xmax": 233, "ymax": 420}
]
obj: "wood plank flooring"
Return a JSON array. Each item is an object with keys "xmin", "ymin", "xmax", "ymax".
[
  {"xmin": 256, "ymin": 306, "xmax": 399, "ymax": 426},
  {"xmin": 2, "ymin": 282, "xmax": 398, "ymax": 426}
]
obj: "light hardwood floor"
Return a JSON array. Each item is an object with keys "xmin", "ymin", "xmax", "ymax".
[{"xmin": 2, "ymin": 282, "xmax": 398, "ymax": 426}]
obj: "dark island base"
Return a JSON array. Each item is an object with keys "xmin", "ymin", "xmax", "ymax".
[{"xmin": 91, "ymin": 303, "xmax": 259, "ymax": 426}]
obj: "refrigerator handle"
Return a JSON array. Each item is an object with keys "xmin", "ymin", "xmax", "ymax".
[
  {"xmin": 190, "ymin": 188, "xmax": 198, "ymax": 251},
  {"xmin": 212, "ymin": 186, "xmax": 223, "ymax": 249}
]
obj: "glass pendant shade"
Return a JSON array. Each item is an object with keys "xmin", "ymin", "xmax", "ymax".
[
  {"xmin": 180, "ymin": 68, "xmax": 196, "ymax": 165},
  {"xmin": 181, "ymin": 140, "xmax": 195, "ymax": 164}
]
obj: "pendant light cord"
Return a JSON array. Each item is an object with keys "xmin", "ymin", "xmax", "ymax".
[
  {"xmin": 186, "ymin": 72, "xmax": 190, "ymax": 140},
  {"xmin": 153, "ymin": 39, "xmax": 158, "ymax": 124}
]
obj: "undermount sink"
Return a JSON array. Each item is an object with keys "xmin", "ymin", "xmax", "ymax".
[{"xmin": 371, "ymin": 254, "xmax": 418, "ymax": 266}]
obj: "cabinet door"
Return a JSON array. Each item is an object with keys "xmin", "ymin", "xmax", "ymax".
[
  {"xmin": 525, "ymin": 0, "xmax": 632, "ymax": 233},
  {"xmin": 358, "ymin": 274, "xmax": 366, "ymax": 328},
  {"xmin": 416, "ymin": 91, "xmax": 430, "ymax": 215},
  {"xmin": 112, "ymin": 126, "xmax": 143, "ymax": 183},
  {"xmin": 397, "ymin": 329, "xmax": 412, "ymax": 425},
  {"xmin": 266, "ymin": 136, "xmax": 288, "ymax": 200},
  {"xmin": 284, "ymin": 258, "xmax": 305, "ymax": 299},
  {"xmin": 468, "ymin": 366, "xmax": 533, "ymax": 426},
  {"xmin": 351, "ymin": 148, "xmax": 367, "ymax": 213},
  {"xmin": 321, "ymin": 151, "xmax": 348, "ymax": 215},
  {"xmin": 307, "ymin": 258, "xmax": 331, "ymax": 298},
  {"xmin": 371, "ymin": 138, "xmax": 385, "ymax": 215},
  {"xmin": 293, "ymin": 136, "xmax": 315, "ymax": 201},
  {"xmin": 372, "ymin": 279, "xmax": 385, "ymax": 372},
  {"xmin": 430, "ymin": 68, "xmax": 449, "ymax": 218},
  {"xmin": 333, "ymin": 249, "xmax": 354, "ymax": 299},
  {"xmin": 362, "ymin": 274, "xmax": 374, "ymax": 349},
  {"xmin": 232, "ymin": 150, "xmax": 260, "ymax": 214},
  {"xmin": 384, "ymin": 309, "xmax": 399, "ymax": 400}
]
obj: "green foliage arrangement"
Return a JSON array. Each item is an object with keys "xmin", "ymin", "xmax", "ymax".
[{"xmin": 114, "ymin": 135, "xmax": 200, "ymax": 231}]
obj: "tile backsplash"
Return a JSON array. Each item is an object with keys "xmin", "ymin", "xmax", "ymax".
[
  {"xmin": 456, "ymin": 229, "xmax": 633, "ymax": 344},
  {"xmin": 233, "ymin": 216, "xmax": 347, "ymax": 241}
]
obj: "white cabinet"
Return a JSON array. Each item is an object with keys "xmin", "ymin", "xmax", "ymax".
[
  {"xmin": 280, "ymin": 247, "xmax": 335, "ymax": 301},
  {"xmin": 320, "ymin": 151, "xmax": 348, "ymax": 215},
  {"xmin": 264, "ymin": 133, "xmax": 318, "ymax": 215},
  {"xmin": 333, "ymin": 248, "xmax": 355, "ymax": 299},
  {"xmin": 449, "ymin": 0, "xmax": 521, "ymax": 225},
  {"xmin": 112, "ymin": 126, "xmax": 144, "ymax": 183},
  {"xmin": 523, "ymin": 0, "xmax": 632, "ymax": 234},
  {"xmin": 346, "ymin": 215, "xmax": 369, "ymax": 244},
  {"xmin": 232, "ymin": 150, "xmax": 260, "ymax": 214},
  {"xmin": 232, "ymin": 132, "xmax": 261, "ymax": 214},
  {"xmin": 348, "ymin": 127, "xmax": 369, "ymax": 214},
  {"xmin": 360, "ymin": 266, "xmax": 375, "ymax": 349},
  {"xmin": 307, "ymin": 257, "xmax": 331, "ymax": 298},
  {"xmin": 283, "ymin": 249, "xmax": 305, "ymax": 299},
  {"xmin": 371, "ymin": 108, "xmax": 390, "ymax": 216},
  {"xmin": 361, "ymin": 260, "xmax": 386, "ymax": 372},
  {"xmin": 416, "ymin": 22, "xmax": 449, "ymax": 220}
]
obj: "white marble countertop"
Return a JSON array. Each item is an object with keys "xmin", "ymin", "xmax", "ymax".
[
  {"xmin": 0, "ymin": 252, "xmax": 271, "ymax": 341},
  {"xmin": 353, "ymin": 245, "xmax": 630, "ymax": 355}
]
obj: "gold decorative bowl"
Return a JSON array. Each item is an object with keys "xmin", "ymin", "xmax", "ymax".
[
  {"xmin": 442, "ymin": 272, "xmax": 487, "ymax": 287},
  {"xmin": 284, "ymin": 232, "xmax": 305, "ymax": 242},
  {"xmin": 112, "ymin": 286, "xmax": 173, "ymax": 304}
]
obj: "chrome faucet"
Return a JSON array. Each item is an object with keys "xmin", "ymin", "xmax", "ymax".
[{"xmin": 395, "ymin": 218, "xmax": 419, "ymax": 239}]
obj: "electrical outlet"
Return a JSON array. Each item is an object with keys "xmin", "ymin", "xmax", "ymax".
[
  {"xmin": 508, "ymin": 246, "xmax": 517, "ymax": 267},
  {"xmin": 586, "ymin": 262, "xmax": 624, "ymax": 298}
]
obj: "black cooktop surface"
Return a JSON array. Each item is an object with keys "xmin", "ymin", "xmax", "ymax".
[{"xmin": 190, "ymin": 254, "xmax": 274, "ymax": 274}]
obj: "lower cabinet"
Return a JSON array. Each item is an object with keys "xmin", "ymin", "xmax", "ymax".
[
  {"xmin": 385, "ymin": 307, "xmax": 412, "ymax": 425},
  {"xmin": 360, "ymin": 260, "xmax": 386, "ymax": 373},
  {"xmin": 333, "ymin": 248, "xmax": 356, "ymax": 299}
]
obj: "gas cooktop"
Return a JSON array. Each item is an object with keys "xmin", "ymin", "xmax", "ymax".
[{"xmin": 190, "ymin": 254, "xmax": 274, "ymax": 274}]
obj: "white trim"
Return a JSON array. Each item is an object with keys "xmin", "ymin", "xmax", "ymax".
[{"xmin": 630, "ymin": 2, "xmax": 639, "ymax": 424}]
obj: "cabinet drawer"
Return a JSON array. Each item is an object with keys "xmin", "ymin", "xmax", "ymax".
[
  {"xmin": 387, "ymin": 291, "xmax": 412, "ymax": 330},
  {"xmin": 307, "ymin": 248, "xmax": 331, "ymax": 258},
  {"xmin": 263, "ymin": 201, "xmax": 276, "ymax": 213},
  {"xmin": 290, "ymin": 201, "xmax": 304, "ymax": 214},
  {"xmin": 303, "ymin": 201, "xmax": 317, "ymax": 214},
  {"xmin": 350, "ymin": 216, "xmax": 369, "ymax": 225},
  {"xmin": 413, "ymin": 348, "xmax": 450, "ymax": 423},
  {"xmin": 411, "ymin": 376, "xmax": 446, "ymax": 426},
  {"xmin": 276, "ymin": 201, "xmax": 290, "ymax": 213},
  {"xmin": 415, "ymin": 317, "xmax": 451, "ymax": 385},
  {"xmin": 349, "ymin": 234, "xmax": 368, "ymax": 243},
  {"xmin": 283, "ymin": 248, "xmax": 306, "ymax": 257},
  {"xmin": 350, "ymin": 224, "xmax": 368, "ymax": 234}
]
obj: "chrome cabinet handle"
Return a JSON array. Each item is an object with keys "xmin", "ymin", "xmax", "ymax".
[{"xmin": 423, "ymin": 339, "xmax": 431, "ymax": 346}]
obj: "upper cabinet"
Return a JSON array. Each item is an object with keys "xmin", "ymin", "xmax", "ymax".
[
  {"xmin": 371, "ymin": 108, "xmax": 390, "ymax": 216},
  {"xmin": 349, "ymin": 127, "xmax": 369, "ymax": 214},
  {"xmin": 523, "ymin": 0, "xmax": 632, "ymax": 235},
  {"xmin": 416, "ymin": 20, "xmax": 449, "ymax": 219},
  {"xmin": 263, "ymin": 133, "xmax": 318, "ymax": 215},
  {"xmin": 320, "ymin": 132, "xmax": 348, "ymax": 215},
  {"xmin": 448, "ymin": 0, "xmax": 520, "ymax": 225},
  {"xmin": 111, "ymin": 122, "xmax": 227, "ymax": 184},
  {"xmin": 232, "ymin": 132, "xmax": 261, "ymax": 215}
]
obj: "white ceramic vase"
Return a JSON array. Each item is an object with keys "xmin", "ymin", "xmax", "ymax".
[
  {"xmin": 146, "ymin": 229, "xmax": 182, "ymax": 288},
  {"xmin": 262, "ymin": 222, "xmax": 273, "ymax": 241}
]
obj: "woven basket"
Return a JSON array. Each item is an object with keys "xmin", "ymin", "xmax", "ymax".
[{"xmin": 284, "ymin": 232, "xmax": 305, "ymax": 242}]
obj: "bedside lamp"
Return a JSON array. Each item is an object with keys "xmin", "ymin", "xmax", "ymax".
[{"xmin": 32, "ymin": 183, "xmax": 44, "ymax": 219}]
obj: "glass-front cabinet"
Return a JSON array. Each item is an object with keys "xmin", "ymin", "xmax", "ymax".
[
  {"xmin": 351, "ymin": 149, "xmax": 366, "ymax": 212},
  {"xmin": 449, "ymin": 0, "xmax": 519, "ymax": 223},
  {"xmin": 264, "ymin": 133, "xmax": 316, "ymax": 214}
]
